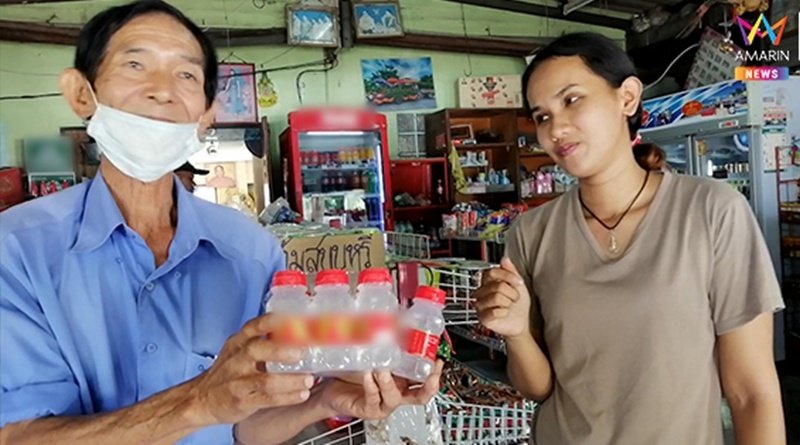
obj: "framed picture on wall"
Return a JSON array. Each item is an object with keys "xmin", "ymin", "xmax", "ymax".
[
  {"xmin": 353, "ymin": 1, "xmax": 404, "ymax": 38},
  {"xmin": 216, "ymin": 63, "xmax": 259, "ymax": 124},
  {"xmin": 286, "ymin": 4, "xmax": 340, "ymax": 47}
]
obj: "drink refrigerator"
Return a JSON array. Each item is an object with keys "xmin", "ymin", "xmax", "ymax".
[
  {"xmin": 641, "ymin": 78, "xmax": 800, "ymax": 361},
  {"xmin": 279, "ymin": 108, "xmax": 394, "ymax": 230}
]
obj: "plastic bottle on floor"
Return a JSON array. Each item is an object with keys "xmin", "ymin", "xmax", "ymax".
[
  {"xmin": 313, "ymin": 269, "xmax": 355, "ymax": 373},
  {"xmin": 355, "ymin": 267, "xmax": 400, "ymax": 369},
  {"xmin": 393, "ymin": 286, "xmax": 446, "ymax": 382},
  {"xmin": 265, "ymin": 270, "xmax": 314, "ymax": 373}
]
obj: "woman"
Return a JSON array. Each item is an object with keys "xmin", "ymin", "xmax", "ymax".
[{"xmin": 474, "ymin": 33, "xmax": 785, "ymax": 445}]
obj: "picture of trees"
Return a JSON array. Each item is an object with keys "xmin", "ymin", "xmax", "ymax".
[{"xmin": 360, "ymin": 57, "xmax": 436, "ymax": 111}]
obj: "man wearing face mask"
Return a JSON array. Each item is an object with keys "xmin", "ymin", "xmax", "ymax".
[{"xmin": 0, "ymin": 2, "xmax": 442, "ymax": 444}]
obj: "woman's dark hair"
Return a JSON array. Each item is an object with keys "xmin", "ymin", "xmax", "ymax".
[
  {"xmin": 74, "ymin": 0, "xmax": 218, "ymax": 108},
  {"xmin": 522, "ymin": 32, "xmax": 663, "ymax": 171}
]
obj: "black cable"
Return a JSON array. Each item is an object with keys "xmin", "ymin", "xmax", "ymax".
[
  {"xmin": 0, "ymin": 92, "xmax": 61, "ymax": 101},
  {"xmin": 295, "ymin": 54, "xmax": 339, "ymax": 104}
]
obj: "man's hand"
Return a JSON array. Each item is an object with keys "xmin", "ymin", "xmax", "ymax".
[
  {"xmin": 187, "ymin": 314, "xmax": 315, "ymax": 426},
  {"xmin": 319, "ymin": 361, "xmax": 444, "ymax": 420}
]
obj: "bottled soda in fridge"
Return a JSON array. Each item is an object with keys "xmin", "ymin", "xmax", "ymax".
[
  {"xmin": 265, "ymin": 270, "xmax": 315, "ymax": 373},
  {"xmin": 393, "ymin": 286, "xmax": 446, "ymax": 382},
  {"xmin": 355, "ymin": 268, "xmax": 399, "ymax": 368},
  {"xmin": 313, "ymin": 269, "xmax": 355, "ymax": 372}
]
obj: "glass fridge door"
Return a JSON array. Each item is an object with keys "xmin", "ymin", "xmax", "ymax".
[
  {"xmin": 655, "ymin": 137, "xmax": 692, "ymax": 174},
  {"xmin": 298, "ymin": 131, "xmax": 386, "ymax": 230},
  {"xmin": 695, "ymin": 130, "xmax": 751, "ymax": 201}
]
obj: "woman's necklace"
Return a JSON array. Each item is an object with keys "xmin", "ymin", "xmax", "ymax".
[{"xmin": 578, "ymin": 170, "xmax": 650, "ymax": 255}]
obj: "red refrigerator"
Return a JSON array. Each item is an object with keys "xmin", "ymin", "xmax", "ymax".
[{"xmin": 279, "ymin": 108, "xmax": 394, "ymax": 230}]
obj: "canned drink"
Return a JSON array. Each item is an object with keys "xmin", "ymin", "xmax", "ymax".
[{"xmin": 458, "ymin": 212, "xmax": 469, "ymax": 233}]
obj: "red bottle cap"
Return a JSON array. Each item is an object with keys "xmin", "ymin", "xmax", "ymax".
[
  {"xmin": 357, "ymin": 267, "xmax": 392, "ymax": 284},
  {"xmin": 414, "ymin": 286, "xmax": 446, "ymax": 306},
  {"xmin": 272, "ymin": 270, "xmax": 307, "ymax": 287},
  {"xmin": 316, "ymin": 269, "xmax": 349, "ymax": 286}
]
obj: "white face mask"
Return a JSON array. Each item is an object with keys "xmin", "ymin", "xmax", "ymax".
[{"xmin": 85, "ymin": 86, "xmax": 203, "ymax": 183}]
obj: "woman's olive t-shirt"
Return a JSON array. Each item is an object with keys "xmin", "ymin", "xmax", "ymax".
[{"xmin": 505, "ymin": 172, "xmax": 784, "ymax": 445}]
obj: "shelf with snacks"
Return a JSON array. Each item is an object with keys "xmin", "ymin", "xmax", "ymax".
[{"xmin": 458, "ymin": 184, "xmax": 516, "ymax": 195}]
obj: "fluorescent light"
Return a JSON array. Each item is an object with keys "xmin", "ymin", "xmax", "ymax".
[{"xmin": 563, "ymin": 0, "xmax": 595, "ymax": 15}]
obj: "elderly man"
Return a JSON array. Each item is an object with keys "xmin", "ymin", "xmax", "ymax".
[{"xmin": 0, "ymin": 1, "xmax": 441, "ymax": 444}]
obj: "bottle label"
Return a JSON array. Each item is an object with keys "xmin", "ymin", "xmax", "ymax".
[
  {"xmin": 367, "ymin": 313, "xmax": 397, "ymax": 344},
  {"xmin": 311, "ymin": 315, "xmax": 352, "ymax": 345},
  {"xmin": 404, "ymin": 329, "xmax": 440, "ymax": 361},
  {"xmin": 273, "ymin": 316, "xmax": 311, "ymax": 347}
]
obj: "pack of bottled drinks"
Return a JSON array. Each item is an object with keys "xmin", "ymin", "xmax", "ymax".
[{"xmin": 265, "ymin": 267, "xmax": 445, "ymax": 382}]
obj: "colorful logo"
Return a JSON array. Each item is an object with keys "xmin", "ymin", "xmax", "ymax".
[
  {"xmin": 735, "ymin": 13, "xmax": 788, "ymax": 46},
  {"xmin": 734, "ymin": 66, "xmax": 790, "ymax": 81}
]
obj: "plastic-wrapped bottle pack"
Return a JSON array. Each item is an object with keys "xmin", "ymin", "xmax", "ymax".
[{"xmin": 265, "ymin": 267, "xmax": 443, "ymax": 380}]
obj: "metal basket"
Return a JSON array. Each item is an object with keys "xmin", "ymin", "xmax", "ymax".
[
  {"xmin": 384, "ymin": 231, "xmax": 432, "ymax": 262},
  {"xmin": 415, "ymin": 259, "xmax": 497, "ymax": 326},
  {"xmin": 437, "ymin": 396, "xmax": 536, "ymax": 445},
  {"xmin": 297, "ymin": 419, "xmax": 365, "ymax": 445},
  {"xmin": 298, "ymin": 395, "xmax": 535, "ymax": 445}
]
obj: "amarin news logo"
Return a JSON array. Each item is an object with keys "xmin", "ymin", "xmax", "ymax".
[{"xmin": 734, "ymin": 13, "xmax": 790, "ymax": 62}]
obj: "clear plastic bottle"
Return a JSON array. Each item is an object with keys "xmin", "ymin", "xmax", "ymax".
[
  {"xmin": 313, "ymin": 269, "xmax": 355, "ymax": 373},
  {"xmin": 355, "ymin": 268, "xmax": 399, "ymax": 369},
  {"xmin": 393, "ymin": 286, "xmax": 446, "ymax": 382},
  {"xmin": 265, "ymin": 270, "xmax": 314, "ymax": 373}
]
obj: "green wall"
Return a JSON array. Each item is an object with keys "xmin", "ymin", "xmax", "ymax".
[
  {"xmin": 0, "ymin": 0, "xmax": 624, "ymax": 166},
  {"xmin": 0, "ymin": 41, "xmax": 527, "ymax": 166}
]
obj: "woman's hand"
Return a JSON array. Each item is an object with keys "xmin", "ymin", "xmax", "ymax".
[{"xmin": 474, "ymin": 258, "xmax": 532, "ymax": 339}]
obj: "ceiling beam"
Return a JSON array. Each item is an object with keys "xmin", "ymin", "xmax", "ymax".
[
  {"xmin": 359, "ymin": 33, "xmax": 542, "ymax": 57},
  {"xmin": 443, "ymin": 0, "xmax": 630, "ymax": 30},
  {"xmin": 0, "ymin": 0, "xmax": 86, "ymax": 4},
  {"xmin": 0, "ymin": 19, "xmax": 536, "ymax": 57},
  {"xmin": 0, "ymin": 20, "xmax": 287, "ymax": 46},
  {"xmin": 0, "ymin": 19, "xmax": 79, "ymax": 45}
]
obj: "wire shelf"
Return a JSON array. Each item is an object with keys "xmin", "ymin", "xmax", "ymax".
[
  {"xmin": 298, "ymin": 395, "xmax": 535, "ymax": 445},
  {"xmin": 384, "ymin": 231, "xmax": 432, "ymax": 262},
  {"xmin": 415, "ymin": 259, "xmax": 497, "ymax": 326},
  {"xmin": 437, "ymin": 396, "xmax": 536, "ymax": 445}
]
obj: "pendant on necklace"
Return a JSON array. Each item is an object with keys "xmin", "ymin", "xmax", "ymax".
[{"xmin": 608, "ymin": 230, "xmax": 620, "ymax": 255}]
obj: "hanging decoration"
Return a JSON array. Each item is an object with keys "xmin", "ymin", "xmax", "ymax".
[{"xmin": 257, "ymin": 71, "xmax": 278, "ymax": 108}]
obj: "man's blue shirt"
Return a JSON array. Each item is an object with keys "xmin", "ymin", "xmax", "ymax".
[{"xmin": 0, "ymin": 172, "xmax": 284, "ymax": 444}]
